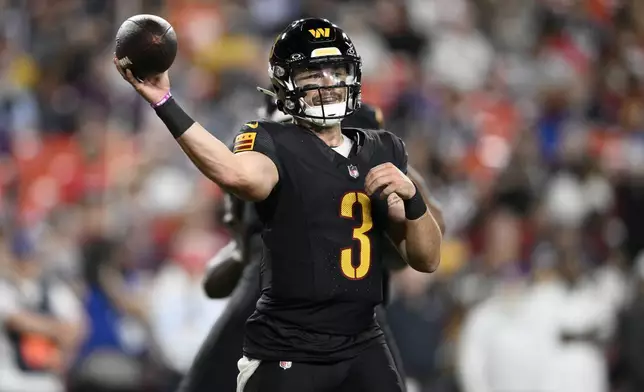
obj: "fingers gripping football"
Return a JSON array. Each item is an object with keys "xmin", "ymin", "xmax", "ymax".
[
  {"xmin": 113, "ymin": 57, "xmax": 171, "ymax": 104},
  {"xmin": 365, "ymin": 163, "xmax": 416, "ymax": 200},
  {"xmin": 114, "ymin": 57, "xmax": 142, "ymax": 87}
]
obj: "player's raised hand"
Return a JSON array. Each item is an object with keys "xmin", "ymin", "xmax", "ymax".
[
  {"xmin": 113, "ymin": 56, "xmax": 170, "ymax": 105},
  {"xmin": 365, "ymin": 162, "xmax": 416, "ymax": 200}
]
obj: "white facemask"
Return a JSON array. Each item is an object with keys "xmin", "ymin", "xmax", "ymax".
[
  {"xmin": 299, "ymin": 101, "xmax": 347, "ymax": 126},
  {"xmin": 291, "ymin": 64, "xmax": 356, "ymax": 127}
]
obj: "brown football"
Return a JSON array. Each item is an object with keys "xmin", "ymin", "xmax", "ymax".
[{"xmin": 115, "ymin": 14, "xmax": 177, "ymax": 79}]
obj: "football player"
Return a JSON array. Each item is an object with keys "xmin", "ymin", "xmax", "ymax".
[
  {"xmin": 177, "ymin": 93, "xmax": 444, "ymax": 392},
  {"xmin": 115, "ymin": 17, "xmax": 442, "ymax": 392}
]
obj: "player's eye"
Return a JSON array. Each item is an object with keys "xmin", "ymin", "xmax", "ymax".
[{"xmin": 295, "ymin": 73, "xmax": 323, "ymax": 87}]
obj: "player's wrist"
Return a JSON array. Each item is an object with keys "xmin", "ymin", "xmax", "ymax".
[
  {"xmin": 151, "ymin": 90, "xmax": 172, "ymax": 108},
  {"xmin": 153, "ymin": 95, "xmax": 195, "ymax": 139},
  {"xmin": 403, "ymin": 185, "xmax": 427, "ymax": 220}
]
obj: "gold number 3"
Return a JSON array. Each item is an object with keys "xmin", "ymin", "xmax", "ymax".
[{"xmin": 339, "ymin": 192, "xmax": 373, "ymax": 280}]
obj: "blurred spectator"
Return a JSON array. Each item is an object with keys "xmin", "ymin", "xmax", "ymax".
[
  {"xmin": 544, "ymin": 140, "xmax": 614, "ymax": 228},
  {"xmin": 0, "ymin": 229, "xmax": 86, "ymax": 392},
  {"xmin": 457, "ymin": 265, "xmax": 549, "ymax": 392},
  {"xmin": 147, "ymin": 216, "xmax": 229, "ymax": 390},
  {"xmin": 374, "ymin": 0, "xmax": 427, "ymax": 61},
  {"xmin": 456, "ymin": 209, "xmax": 545, "ymax": 392},
  {"xmin": 616, "ymin": 253, "xmax": 644, "ymax": 392},
  {"xmin": 426, "ymin": 1, "xmax": 493, "ymax": 92},
  {"xmin": 387, "ymin": 265, "xmax": 456, "ymax": 392},
  {"xmin": 526, "ymin": 230, "xmax": 613, "ymax": 392},
  {"xmin": 69, "ymin": 201, "xmax": 149, "ymax": 392}
]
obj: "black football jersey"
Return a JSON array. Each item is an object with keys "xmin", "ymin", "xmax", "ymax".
[
  {"xmin": 228, "ymin": 104, "xmax": 398, "ymax": 308},
  {"xmin": 229, "ymin": 116, "xmax": 407, "ymax": 362}
]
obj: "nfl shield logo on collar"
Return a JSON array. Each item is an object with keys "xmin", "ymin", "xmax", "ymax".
[
  {"xmin": 347, "ymin": 164, "xmax": 359, "ymax": 179},
  {"xmin": 279, "ymin": 361, "xmax": 292, "ymax": 370}
]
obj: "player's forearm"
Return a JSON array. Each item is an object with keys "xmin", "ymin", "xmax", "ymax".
[
  {"xmin": 427, "ymin": 203, "xmax": 445, "ymax": 235},
  {"xmin": 416, "ymin": 191, "xmax": 445, "ymax": 236},
  {"xmin": 176, "ymin": 124, "xmax": 269, "ymax": 201},
  {"xmin": 177, "ymin": 124, "xmax": 250, "ymax": 192},
  {"xmin": 399, "ymin": 211, "xmax": 442, "ymax": 273},
  {"xmin": 407, "ymin": 166, "xmax": 445, "ymax": 234},
  {"xmin": 386, "ymin": 169, "xmax": 442, "ymax": 272},
  {"xmin": 153, "ymin": 98, "xmax": 274, "ymax": 201}
]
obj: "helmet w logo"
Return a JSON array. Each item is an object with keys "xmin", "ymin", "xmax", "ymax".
[{"xmin": 308, "ymin": 28, "xmax": 330, "ymax": 39}]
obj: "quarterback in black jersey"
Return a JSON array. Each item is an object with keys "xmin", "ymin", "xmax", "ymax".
[
  {"xmin": 177, "ymin": 98, "xmax": 444, "ymax": 392},
  {"xmin": 115, "ymin": 17, "xmax": 442, "ymax": 392}
]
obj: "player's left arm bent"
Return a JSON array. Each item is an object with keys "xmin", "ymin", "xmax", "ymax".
[
  {"xmin": 407, "ymin": 165, "xmax": 445, "ymax": 235},
  {"xmin": 365, "ymin": 134, "xmax": 442, "ymax": 273},
  {"xmin": 381, "ymin": 165, "xmax": 445, "ymax": 272},
  {"xmin": 366, "ymin": 163, "xmax": 442, "ymax": 273}
]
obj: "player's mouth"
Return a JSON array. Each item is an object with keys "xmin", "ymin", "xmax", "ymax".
[{"xmin": 313, "ymin": 94, "xmax": 342, "ymax": 106}]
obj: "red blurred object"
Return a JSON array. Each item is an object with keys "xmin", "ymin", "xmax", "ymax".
[{"xmin": 14, "ymin": 134, "xmax": 139, "ymax": 221}]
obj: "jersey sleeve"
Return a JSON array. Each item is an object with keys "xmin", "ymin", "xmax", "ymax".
[
  {"xmin": 388, "ymin": 132, "xmax": 408, "ymax": 175},
  {"xmin": 230, "ymin": 121, "xmax": 280, "ymax": 167}
]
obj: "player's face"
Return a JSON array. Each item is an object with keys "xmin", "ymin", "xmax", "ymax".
[{"xmin": 292, "ymin": 64, "xmax": 351, "ymax": 107}]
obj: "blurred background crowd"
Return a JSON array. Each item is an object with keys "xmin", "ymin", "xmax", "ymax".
[{"xmin": 1, "ymin": 0, "xmax": 644, "ymax": 391}]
